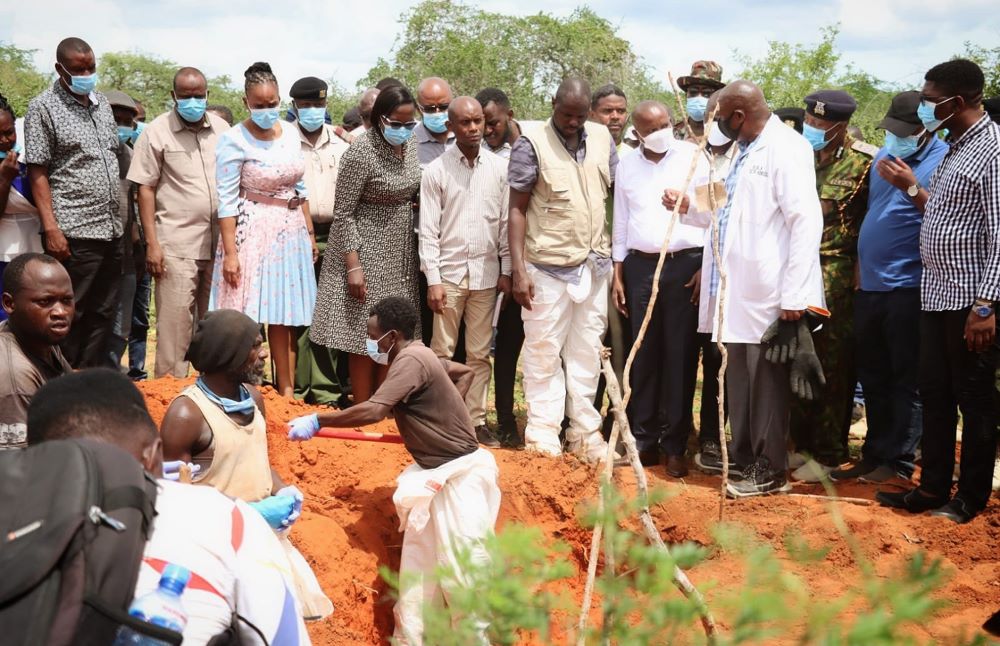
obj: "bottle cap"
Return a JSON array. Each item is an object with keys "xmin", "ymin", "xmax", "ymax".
[{"xmin": 159, "ymin": 564, "xmax": 191, "ymax": 595}]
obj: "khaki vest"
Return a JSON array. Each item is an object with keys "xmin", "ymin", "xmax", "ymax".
[
  {"xmin": 524, "ymin": 120, "xmax": 613, "ymax": 267},
  {"xmin": 183, "ymin": 385, "xmax": 273, "ymax": 503}
]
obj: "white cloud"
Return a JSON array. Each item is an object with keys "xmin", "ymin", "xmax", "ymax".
[{"xmin": 2, "ymin": 0, "xmax": 998, "ymax": 104}]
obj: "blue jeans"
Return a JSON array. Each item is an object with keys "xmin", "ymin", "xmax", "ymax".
[
  {"xmin": 854, "ymin": 289, "xmax": 922, "ymax": 476},
  {"xmin": 127, "ymin": 272, "xmax": 151, "ymax": 380}
]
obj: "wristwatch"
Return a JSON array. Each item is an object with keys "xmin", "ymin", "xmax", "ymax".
[
  {"xmin": 973, "ymin": 300, "xmax": 995, "ymax": 318},
  {"xmin": 906, "ymin": 182, "xmax": 921, "ymax": 197}
]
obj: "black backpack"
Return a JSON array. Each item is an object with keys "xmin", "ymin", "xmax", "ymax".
[{"xmin": 0, "ymin": 438, "xmax": 180, "ymax": 645}]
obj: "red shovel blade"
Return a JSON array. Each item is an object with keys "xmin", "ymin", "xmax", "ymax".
[{"xmin": 316, "ymin": 428, "xmax": 405, "ymax": 444}]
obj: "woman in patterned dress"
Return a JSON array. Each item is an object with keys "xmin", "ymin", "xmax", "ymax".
[
  {"xmin": 210, "ymin": 62, "xmax": 318, "ymax": 398},
  {"xmin": 310, "ymin": 85, "xmax": 422, "ymax": 402}
]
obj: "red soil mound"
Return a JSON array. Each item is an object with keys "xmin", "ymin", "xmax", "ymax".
[{"xmin": 138, "ymin": 379, "xmax": 999, "ymax": 644}]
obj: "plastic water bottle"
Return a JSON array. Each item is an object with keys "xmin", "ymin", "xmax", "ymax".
[{"xmin": 113, "ymin": 564, "xmax": 190, "ymax": 645}]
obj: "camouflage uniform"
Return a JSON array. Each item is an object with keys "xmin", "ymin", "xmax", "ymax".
[{"xmin": 789, "ymin": 135, "xmax": 877, "ymax": 465}]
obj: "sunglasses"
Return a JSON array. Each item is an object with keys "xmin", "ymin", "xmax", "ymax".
[
  {"xmin": 381, "ymin": 115, "xmax": 418, "ymax": 130},
  {"xmin": 419, "ymin": 103, "xmax": 450, "ymax": 114}
]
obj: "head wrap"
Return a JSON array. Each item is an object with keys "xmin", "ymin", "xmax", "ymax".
[{"xmin": 185, "ymin": 310, "xmax": 260, "ymax": 374}]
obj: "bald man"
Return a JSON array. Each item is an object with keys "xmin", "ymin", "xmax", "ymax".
[
  {"xmin": 414, "ymin": 77, "xmax": 456, "ymax": 168},
  {"xmin": 666, "ymin": 80, "xmax": 824, "ymax": 496},
  {"xmin": 24, "ymin": 37, "xmax": 122, "ymax": 368},
  {"xmin": 419, "ymin": 97, "xmax": 510, "ymax": 446},
  {"xmin": 353, "ymin": 87, "xmax": 380, "ymax": 134},
  {"xmin": 612, "ymin": 100, "xmax": 710, "ymax": 477},
  {"xmin": 508, "ymin": 78, "xmax": 621, "ymax": 461},
  {"xmin": 127, "ymin": 66, "xmax": 230, "ymax": 378}
]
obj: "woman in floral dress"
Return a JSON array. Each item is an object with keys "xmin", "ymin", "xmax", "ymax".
[{"xmin": 211, "ymin": 62, "xmax": 318, "ymax": 398}]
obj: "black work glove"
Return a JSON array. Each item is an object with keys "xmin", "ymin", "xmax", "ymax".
[
  {"xmin": 761, "ymin": 318, "xmax": 799, "ymax": 364},
  {"xmin": 789, "ymin": 319, "xmax": 826, "ymax": 400}
]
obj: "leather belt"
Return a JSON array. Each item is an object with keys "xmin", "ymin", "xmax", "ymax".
[
  {"xmin": 240, "ymin": 188, "xmax": 304, "ymax": 210},
  {"xmin": 628, "ymin": 247, "xmax": 702, "ymax": 260}
]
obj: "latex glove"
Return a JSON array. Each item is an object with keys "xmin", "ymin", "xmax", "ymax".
[
  {"xmin": 761, "ymin": 318, "xmax": 799, "ymax": 364},
  {"xmin": 249, "ymin": 495, "xmax": 297, "ymax": 530},
  {"xmin": 287, "ymin": 414, "xmax": 320, "ymax": 441},
  {"xmin": 789, "ymin": 319, "xmax": 826, "ymax": 400},
  {"xmin": 161, "ymin": 460, "xmax": 201, "ymax": 481},
  {"xmin": 275, "ymin": 485, "xmax": 304, "ymax": 527}
]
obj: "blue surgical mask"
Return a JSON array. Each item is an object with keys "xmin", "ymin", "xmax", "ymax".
[
  {"xmin": 130, "ymin": 121, "xmax": 146, "ymax": 144},
  {"xmin": 365, "ymin": 332, "xmax": 394, "ymax": 365},
  {"xmin": 884, "ymin": 131, "xmax": 922, "ymax": 160},
  {"xmin": 803, "ymin": 122, "xmax": 837, "ymax": 151},
  {"xmin": 297, "ymin": 106, "xmax": 327, "ymax": 132},
  {"xmin": 59, "ymin": 64, "xmax": 97, "ymax": 96},
  {"xmin": 195, "ymin": 377, "xmax": 256, "ymax": 414},
  {"xmin": 250, "ymin": 107, "xmax": 280, "ymax": 130},
  {"xmin": 422, "ymin": 111, "xmax": 448, "ymax": 134},
  {"xmin": 686, "ymin": 96, "xmax": 709, "ymax": 123},
  {"xmin": 176, "ymin": 97, "xmax": 207, "ymax": 123},
  {"xmin": 383, "ymin": 125, "xmax": 414, "ymax": 146},
  {"xmin": 117, "ymin": 126, "xmax": 134, "ymax": 144},
  {"xmin": 0, "ymin": 141, "xmax": 23, "ymax": 159},
  {"xmin": 917, "ymin": 97, "xmax": 955, "ymax": 133}
]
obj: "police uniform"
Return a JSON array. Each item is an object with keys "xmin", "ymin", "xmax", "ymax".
[
  {"xmin": 789, "ymin": 90, "xmax": 877, "ymax": 467},
  {"xmin": 673, "ymin": 61, "xmax": 726, "ymax": 142},
  {"xmin": 288, "ymin": 76, "xmax": 349, "ymax": 405}
]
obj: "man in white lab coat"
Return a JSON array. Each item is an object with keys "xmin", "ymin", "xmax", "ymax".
[{"xmin": 665, "ymin": 80, "xmax": 824, "ymax": 497}]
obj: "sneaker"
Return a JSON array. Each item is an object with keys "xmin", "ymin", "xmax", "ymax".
[
  {"xmin": 830, "ymin": 458, "xmax": 879, "ymax": 481},
  {"xmin": 475, "ymin": 425, "xmax": 501, "ymax": 448},
  {"xmin": 787, "ymin": 451, "xmax": 809, "ymax": 470},
  {"xmin": 851, "ymin": 402, "xmax": 865, "ymax": 424},
  {"xmin": 694, "ymin": 441, "xmax": 741, "ymax": 476},
  {"xmin": 725, "ymin": 457, "xmax": 791, "ymax": 498},
  {"xmin": 790, "ymin": 459, "xmax": 833, "ymax": 483},
  {"xmin": 858, "ymin": 464, "xmax": 905, "ymax": 484},
  {"xmin": 875, "ymin": 487, "xmax": 947, "ymax": 513},
  {"xmin": 929, "ymin": 498, "xmax": 977, "ymax": 524}
]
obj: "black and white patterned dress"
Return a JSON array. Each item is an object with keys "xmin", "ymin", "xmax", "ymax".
[{"xmin": 310, "ymin": 128, "xmax": 422, "ymax": 354}]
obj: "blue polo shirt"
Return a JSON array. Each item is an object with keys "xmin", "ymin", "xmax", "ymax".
[{"xmin": 858, "ymin": 136, "xmax": 948, "ymax": 291}]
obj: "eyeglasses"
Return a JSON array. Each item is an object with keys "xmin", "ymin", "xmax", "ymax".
[
  {"xmin": 381, "ymin": 115, "xmax": 419, "ymax": 130},
  {"xmin": 918, "ymin": 94, "xmax": 956, "ymax": 107},
  {"xmin": 419, "ymin": 103, "xmax": 450, "ymax": 114}
]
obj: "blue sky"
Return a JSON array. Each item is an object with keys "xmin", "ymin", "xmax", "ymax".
[{"xmin": 3, "ymin": 0, "xmax": 998, "ymax": 102}]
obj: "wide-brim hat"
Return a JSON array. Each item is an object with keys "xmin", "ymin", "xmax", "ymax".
[{"xmin": 677, "ymin": 60, "xmax": 725, "ymax": 91}]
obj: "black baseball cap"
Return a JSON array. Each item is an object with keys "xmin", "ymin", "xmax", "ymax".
[{"xmin": 878, "ymin": 91, "xmax": 923, "ymax": 137}]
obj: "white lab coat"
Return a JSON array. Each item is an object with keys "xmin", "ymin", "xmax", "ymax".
[{"xmin": 684, "ymin": 115, "xmax": 824, "ymax": 344}]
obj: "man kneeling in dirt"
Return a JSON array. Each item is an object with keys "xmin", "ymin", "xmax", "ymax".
[
  {"xmin": 159, "ymin": 309, "xmax": 332, "ymax": 619},
  {"xmin": 287, "ymin": 296, "xmax": 501, "ymax": 646}
]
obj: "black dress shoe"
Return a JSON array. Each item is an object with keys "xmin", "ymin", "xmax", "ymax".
[
  {"xmin": 638, "ymin": 449, "xmax": 660, "ymax": 467},
  {"xmin": 475, "ymin": 425, "xmax": 501, "ymax": 448},
  {"xmin": 665, "ymin": 454, "xmax": 689, "ymax": 478},
  {"xmin": 875, "ymin": 488, "xmax": 947, "ymax": 513},
  {"xmin": 929, "ymin": 498, "xmax": 977, "ymax": 524}
]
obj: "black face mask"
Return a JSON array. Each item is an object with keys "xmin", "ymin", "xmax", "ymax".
[{"xmin": 716, "ymin": 111, "xmax": 743, "ymax": 142}]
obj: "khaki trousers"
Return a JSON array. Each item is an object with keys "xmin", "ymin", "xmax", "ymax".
[
  {"xmin": 154, "ymin": 255, "xmax": 213, "ymax": 378},
  {"xmin": 430, "ymin": 278, "xmax": 496, "ymax": 426}
]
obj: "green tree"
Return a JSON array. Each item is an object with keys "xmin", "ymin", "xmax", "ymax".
[
  {"xmin": 0, "ymin": 42, "xmax": 51, "ymax": 118},
  {"xmin": 958, "ymin": 41, "xmax": 1000, "ymax": 98},
  {"xmin": 98, "ymin": 51, "xmax": 247, "ymax": 121},
  {"xmin": 735, "ymin": 25, "xmax": 895, "ymax": 143},
  {"xmin": 359, "ymin": 0, "xmax": 673, "ymax": 119}
]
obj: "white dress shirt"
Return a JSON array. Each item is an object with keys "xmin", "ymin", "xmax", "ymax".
[
  {"xmin": 419, "ymin": 145, "xmax": 511, "ymax": 290},
  {"xmin": 683, "ymin": 114, "xmax": 824, "ymax": 343},
  {"xmin": 612, "ymin": 140, "xmax": 710, "ymax": 262}
]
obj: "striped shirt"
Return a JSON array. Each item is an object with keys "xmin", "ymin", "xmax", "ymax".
[
  {"xmin": 920, "ymin": 115, "xmax": 1000, "ymax": 311},
  {"xmin": 710, "ymin": 138, "xmax": 755, "ymax": 296},
  {"xmin": 418, "ymin": 145, "xmax": 511, "ymax": 290}
]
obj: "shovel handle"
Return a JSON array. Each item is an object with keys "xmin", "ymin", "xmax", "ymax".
[{"xmin": 315, "ymin": 428, "xmax": 405, "ymax": 444}]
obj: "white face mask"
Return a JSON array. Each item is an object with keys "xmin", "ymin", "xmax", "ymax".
[
  {"xmin": 640, "ymin": 127, "xmax": 674, "ymax": 154},
  {"xmin": 708, "ymin": 125, "xmax": 732, "ymax": 147}
]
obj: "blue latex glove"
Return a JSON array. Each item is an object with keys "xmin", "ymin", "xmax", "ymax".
[
  {"xmin": 275, "ymin": 485, "xmax": 304, "ymax": 527},
  {"xmin": 248, "ymin": 495, "xmax": 297, "ymax": 530},
  {"xmin": 161, "ymin": 460, "xmax": 201, "ymax": 481},
  {"xmin": 287, "ymin": 414, "xmax": 320, "ymax": 441}
]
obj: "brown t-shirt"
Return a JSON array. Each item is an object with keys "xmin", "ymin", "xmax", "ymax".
[
  {"xmin": 0, "ymin": 321, "xmax": 73, "ymax": 448},
  {"xmin": 368, "ymin": 342, "xmax": 478, "ymax": 469}
]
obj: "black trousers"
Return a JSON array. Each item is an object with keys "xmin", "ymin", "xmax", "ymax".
[
  {"xmin": 698, "ymin": 333, "xmax": 725, "ymax": 446},
  {"xmin": 854, "ymin": 289, "xmax": 922, "ymax": 475},
  {"xmin": 493, "ymin": 298, "xmax": 524, "ymax": 437},
  {"xmin": 918, "ymin": 309, "xmax": 999, "ymax": 511},
  {"xmin": 623, "ymin": 251, "xmax": 701, "ymax": 455},
  {"xmin": 60, "ymin": 236, "xmax": 124, "ymax": 368}
]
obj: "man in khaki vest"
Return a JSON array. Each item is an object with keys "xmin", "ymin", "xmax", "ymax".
[{"xmin": 508, "ymin": 78, "xmax": 620, "ymax": 461}]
